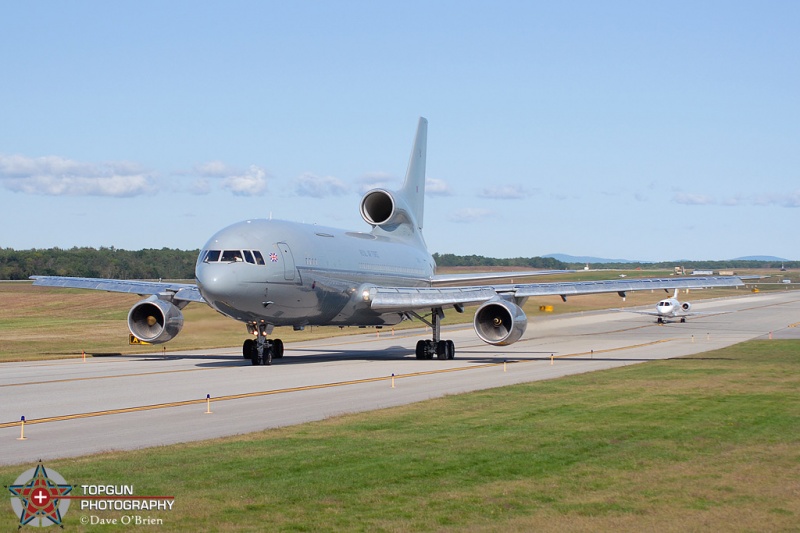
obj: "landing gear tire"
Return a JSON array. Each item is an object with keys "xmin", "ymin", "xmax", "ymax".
[
  {"xmin": 415, "ymin": 340, "xmax": 426, "ymax": 359},
  {"xmin": 243, "ymin": 339, "xmax": 255, "ymax": 359},
  {"xmin": 251, "ymin": 338, "xmax": 281, "ymax": 366},
  {"xmin": 436, "ymin": 340, "xmax": 448, "ymax": 360},
  {"xmin": 680, "ymin": 317, "xmax": 686, "ymax": 323}
]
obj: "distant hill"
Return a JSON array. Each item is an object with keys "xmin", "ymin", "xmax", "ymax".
[
  {"xmin": 546, "ymin": 253, "xmax": 793, "ymax": 264},
  {"xmin": 732, "ymin": 256, "xmax": 790, "ymax": 262},
  {"xmin": 544, "ymin": 253, "xmax": 644, "ymax": 264}
]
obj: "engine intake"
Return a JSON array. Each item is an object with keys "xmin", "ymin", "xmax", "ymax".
[
  {"xmin": 473, "ymin": 298, "xmax": 528, "ymax": 346},
  {"xmin": 681, "ymin": 302, "xmax": 691, "ymax": 311},
  {"xmin": 360, "ymin": 189, "xmax": 396, "ymax": 226},
  {"xmin": 127, "ymin": 295, "xmax": 184, "ymax": 344}
]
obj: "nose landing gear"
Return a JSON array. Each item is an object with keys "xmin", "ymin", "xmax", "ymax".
[{"xmin": 243, "ymin": 323, "xmax": 284, "ymax": 366}]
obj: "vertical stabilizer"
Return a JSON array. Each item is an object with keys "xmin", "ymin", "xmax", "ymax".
[{"xmin": 400, "ymin": 117, "xmax": 428, "ymax": 230}]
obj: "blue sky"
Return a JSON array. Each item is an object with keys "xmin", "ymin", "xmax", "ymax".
[{"xmin": 1, "ymin": 1, "xmax": 798, "ymax": 261}]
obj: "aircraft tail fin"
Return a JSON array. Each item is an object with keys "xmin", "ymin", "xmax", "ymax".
[
  {"xmin": 400, "ymin": 117, "xmax": 428, "ymax": 230},
  {"xmin": 359, "ymin": 117, "xmax": 428, "ymax": 240}
]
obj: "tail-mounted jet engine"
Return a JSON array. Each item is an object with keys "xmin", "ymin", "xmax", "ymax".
[
  {"xmin": 360, "ymin": 189, "xmax": 414, "ymax": 227},
  {"xmin": 681, "ymin": 302, "xmax": 691, "ymax": 312},
  {"xmin": 473, "ymin": 297, "xmax": 528, "ymax": 346},
  {"xmin": 127, "ymin": 295, "xmax": 185, "ymax": 344}
]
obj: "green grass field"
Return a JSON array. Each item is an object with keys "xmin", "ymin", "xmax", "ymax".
[{"xmin": 3, "ymin": 340, "xmax": 798, "ymax": 531}]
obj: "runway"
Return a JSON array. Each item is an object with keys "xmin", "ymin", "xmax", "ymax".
[{"xmin": 2, "ymin": 289, "xmax": 799, "ymax": 466}]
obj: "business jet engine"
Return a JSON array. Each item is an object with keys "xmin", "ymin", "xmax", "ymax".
[
  {"xmin": 127, "ymin": 295, "xmax": 184, "ymax": 344},
  {"xmin": 473, "ymin": 297, "xmax": 528, "ymax": 346},
  {"xmin": 681, "ymin": 302, "xmax": 691, "ymax": 312},
  {"xmin": 360, "ymin": 188, "xmax": 415, "ymax": 227}
]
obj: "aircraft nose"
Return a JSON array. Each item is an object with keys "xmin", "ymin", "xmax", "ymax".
[{"xmin": 196, "ymin": 264, "xmax": 238, "ymax": 304}]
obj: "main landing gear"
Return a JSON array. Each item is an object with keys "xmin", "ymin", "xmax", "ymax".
[
  {"xmin": 656, "ymin": 317, "xmax": 687, "ymax": 325},
  {"xmin": 411, "ymin": 307, "xmax": 456, "ymax": 360},
  {"xmin": 243, "ymin": 323, "xmax": 284, "ymax": 365}
]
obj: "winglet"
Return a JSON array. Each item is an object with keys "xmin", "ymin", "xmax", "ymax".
[{"xmin": 400, "ymin": 117, "xmax": 428, "ymax": 230}]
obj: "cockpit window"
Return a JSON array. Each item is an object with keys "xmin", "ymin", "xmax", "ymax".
[
  {"xmin": 204, "ymin": 249, "xmax": 267, "ymax": 265},
  {"xmin": 221, "ymin": 250, "xmax": 244, "ymax": 262}
]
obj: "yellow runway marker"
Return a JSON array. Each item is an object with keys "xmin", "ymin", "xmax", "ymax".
[{"xmin": 17, "ymin": 417, "xmax": 26, "ymax": 440}]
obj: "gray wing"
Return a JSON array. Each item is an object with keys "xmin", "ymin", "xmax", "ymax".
[
  {"xmin": 431, "ymin": 270, "xmax": 572, "ymax": 284},
  {"xmin": 29, "ymin": 276, "xmax": 205, "ymax": 303},
  {"xmin": 369, "ymin": 276, "xmax": 745, "ymax": 312}
]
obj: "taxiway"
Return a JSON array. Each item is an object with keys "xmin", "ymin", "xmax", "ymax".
[{"xmin": 2, "ymin": 289, "xmax": 799, "ymax": 465}]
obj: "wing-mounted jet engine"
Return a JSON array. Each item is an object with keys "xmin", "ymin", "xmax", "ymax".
[
  {"xmin": 473, "ymin": 297, "xmax": 528, "ymax": 346},
  {"xmin": 127, "ymin": 294, "xmax": 186, "ymax": 343}
]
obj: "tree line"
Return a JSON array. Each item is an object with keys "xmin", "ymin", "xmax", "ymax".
[
  {"xmin": 1, "ymin": 248, "xmax": 795, "ymax": 281},
  {"xmin": 0, "ymin": 247, "xmax": 199, "ymax": 280},
  {"xmin": 432, "ymin": 253, "xmax": 567, "ymax": 269}
]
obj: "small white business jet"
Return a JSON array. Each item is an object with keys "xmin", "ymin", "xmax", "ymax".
[
  {"xmin": 32, "ymin": 118, "xmax": 745, "ymax": 365},
  {"xmin": 620, "ymin": 289, "xmax": 703, "ymax": 324}
]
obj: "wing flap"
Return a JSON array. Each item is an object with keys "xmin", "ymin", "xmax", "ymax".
[{"xmin": 370, "ymin": 286, "xmax": 497, "ymax": 311}]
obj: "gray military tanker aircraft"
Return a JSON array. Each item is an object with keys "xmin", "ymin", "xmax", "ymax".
[{"xmin": 32, "ymin": 118, "xmax": 746, "ymax": 365}]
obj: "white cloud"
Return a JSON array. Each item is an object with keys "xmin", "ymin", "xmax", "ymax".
[
  {"xmin": 294, "ymin": 173, "xmax": 349, "ymax": 198},
  {"xmin": 190, "ymin": 178, "xmax": 212, "ymax": 195},
  {"xmin": 447, "ymin": 208, "xmax": 495, "ymax": 223},
  {"xmin": 752, "ymin": 191, "xmax": 800, "ymax": 208},
  {"xmin": 0, "ymin": 154, "xmax": 155, "ymax": 197},
  {"xmin": 222, "ymin": 165, "xmax": 269, "ymax": 196},
  {"xmin": 356, "ymin": 173, "xmax": 399, "ymax": 194},
  {"xmin": 674, "ymin": 190, "xmax": 800, "ymax": 208},
  {"xmin": 672, "ymin": 192, "xmax": 715, "ymax": 205},
  {"xmin": 194, "ymin": 160, "xmax": 238, "ymax": 178},
  {"xmin": 721, "ymin": 195, "xmax": 744, "ymax": 206},
  {"xmin": 479, "ymin": 183, "xmax": 533, "ymax": 199},
  {"xmin": 426, "ymin": 178, "xmax": 452, "ymax": 196}
]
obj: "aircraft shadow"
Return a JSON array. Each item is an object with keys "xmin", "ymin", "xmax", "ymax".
[
  {"xmin": 97, "ymin": 349, "xmax": 725, "ymax": 368},
  {"xmin": 188, "ymin": 347, "xmax": 668, "ymax": 367}
]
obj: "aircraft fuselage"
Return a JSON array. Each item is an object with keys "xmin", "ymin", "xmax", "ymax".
[{"xmin": 195, "ymin": 219, "xmax": 435, "ymax": 328}]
